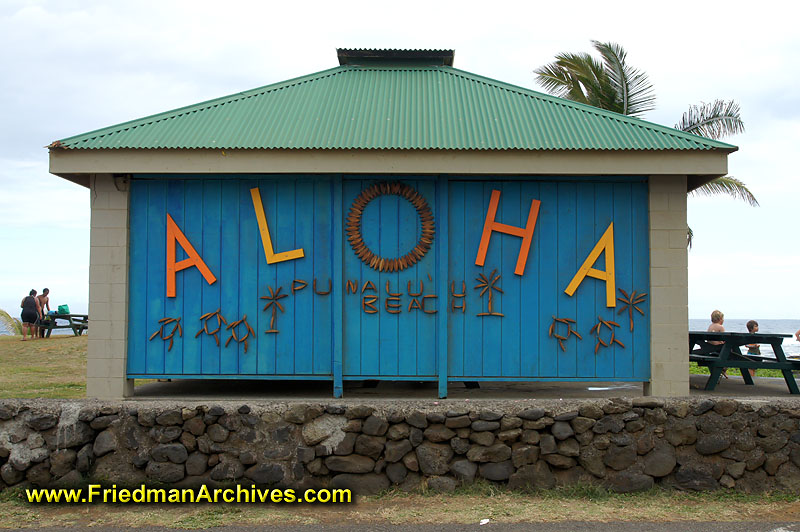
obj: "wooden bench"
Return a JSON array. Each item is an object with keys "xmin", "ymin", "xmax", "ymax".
[
  {"xmin": 40, "ymin": 314, "xmax": 89, "ymax": 338},
  {"xmin": 689, "ymin": 331, "xmax": 799, "ymax": 394}
]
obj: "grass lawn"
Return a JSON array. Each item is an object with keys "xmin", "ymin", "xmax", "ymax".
[
  {"xmin": 1, "ymin": 482, "xmax": 799, "ymax": 527},
  {"xmin": 0, "ymin": 334, "xmax": 87, "ymax": 399},
  {"xmin": 0, "ymin": 334, "xmax": 158, "ymax": 399},
  {"xmin": 689, "ymin": 361, "xmax": 791, "ymax": 379}
]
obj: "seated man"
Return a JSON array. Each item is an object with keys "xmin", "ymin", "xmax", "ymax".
[
  {"xmin": 704, "ymin": 310, "xmax": 727, "ymax": 377},
  {"xmin": 691, "ymin": 310, "xmax": 730, "ymax": 378},
  {"xmin": 692, "ymin": 310, "xmax": 726, "ymax": 354}
]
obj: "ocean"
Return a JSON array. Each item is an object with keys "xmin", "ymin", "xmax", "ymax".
[{"xmin": 689, "ymin": 318, "xmax": 800, "ymax": 358}]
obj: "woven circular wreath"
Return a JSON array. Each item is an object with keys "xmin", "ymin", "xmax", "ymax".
[{"xmin": 346, "ymin": 182, "xmax": 435, "ymax": 272}]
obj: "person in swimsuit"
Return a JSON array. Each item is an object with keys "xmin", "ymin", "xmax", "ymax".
[
  {"xmin": 37, "ymin": 288, "xmax": 50, "ymax": 338},
  {"xmin": 744, "ymin": 320, "xmax": 759, "ymax": 377},
  {"xmin": 707, "ymin": 310, "xmax": 727, "ymax": 378},
  {"xmin": 20, "ymin": 289, "xmax": 41, "ymax": 341}
]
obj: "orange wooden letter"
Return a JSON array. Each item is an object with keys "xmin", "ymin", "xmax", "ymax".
[
  {"xmin": 166, "ymin": 214, "xmax": 217, "ymax": 298},
  {"xmin": 250, "ymin": 187, "xmax": 305, "ymax": 264},
  {"xmin": 564, "ymin": 223, "xmax": 616, "ymax": 307},
  {"xmin": 475, "ymin": 190, "xmax": 541, "ymax": 276}
]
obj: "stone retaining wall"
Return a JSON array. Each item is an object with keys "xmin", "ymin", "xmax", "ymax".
[{"xmin": 2, "ymin": 398, "xmax": 800, "ymax": 494}]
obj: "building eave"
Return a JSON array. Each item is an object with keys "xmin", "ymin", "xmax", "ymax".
[{"xmin": 50, "ymin": 147, "xmax": 728, "ymax": 189}]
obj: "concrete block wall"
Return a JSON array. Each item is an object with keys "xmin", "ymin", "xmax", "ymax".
[
  {"xmin": 646, "ymin": 175, "xmax": 689, "ymax": 396},
  {"xmin": 87, "ymin": 174, "xmax": 133, "ymax": 398}
]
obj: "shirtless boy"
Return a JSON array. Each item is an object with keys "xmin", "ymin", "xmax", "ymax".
[{"xmin": 37, "ymin": 288, "xmax": 50, "ymax": 338}]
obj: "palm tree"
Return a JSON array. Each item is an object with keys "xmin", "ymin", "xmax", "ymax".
[{"xmin": 535, "ymin": 41, "xmax": 758, "ymax": 246}]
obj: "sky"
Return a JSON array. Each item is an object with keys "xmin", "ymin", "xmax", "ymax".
[{"xmin": 0, "ymin": 0, "xmax": 798, "ymax": 320}]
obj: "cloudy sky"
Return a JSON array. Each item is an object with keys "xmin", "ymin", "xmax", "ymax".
[{"xmin": 1, "ymin": 0, "xmax": 798, "ymax": 320}]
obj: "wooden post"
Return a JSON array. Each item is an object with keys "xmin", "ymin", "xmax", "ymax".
[
  {"xmin": 437, "ymin": 176, "xmax": 449, "ymax": 399},
  {"xmin": 333, "ymin": 176, "xmax": 344, "ymax": 398}
]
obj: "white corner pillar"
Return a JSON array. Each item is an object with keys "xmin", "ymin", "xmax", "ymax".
[
  {"xmin": 644, "ymin": 175, "xmax": 689, "ymax": 397},
  {"xmin": 87, "ymin": 174, "xmax": 134, "ymax": 399}
]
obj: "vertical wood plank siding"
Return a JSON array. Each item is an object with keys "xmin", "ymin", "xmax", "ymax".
[
  {"xmin": 129, "ymin": 177, "xmax": 335, "ymax": 378},
  {"xmin": 127, "ymin": 176, "xmax": 649, "ymax": 382},
  {"xmin": 341, "ymin": 178, "xmax": 438, "ymax": 378},
  {"xmin": 446, "ymin": 179, "xmax": 649, "ymax": 379}
]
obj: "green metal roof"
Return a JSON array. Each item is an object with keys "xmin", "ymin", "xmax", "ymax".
[{"xmin": 52, "ymin": 62, "xmax": 737, "ymax": 153}]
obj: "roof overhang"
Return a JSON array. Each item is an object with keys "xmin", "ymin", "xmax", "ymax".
[{"xmin": 50, "ymin": 148, "xmax": 728, "ymax": 192}]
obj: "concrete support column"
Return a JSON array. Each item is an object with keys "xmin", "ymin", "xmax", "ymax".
[
  {"xmin": 87, "ymin": 174, "xmax": 133, "ymax": 398},
  {"xmin": 644, "ymin": 175, "xmax": 689, "ymax": 397}
]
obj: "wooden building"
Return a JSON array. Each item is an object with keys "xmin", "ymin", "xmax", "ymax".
[{"xmin": 49, "ymin": 49, "xmax": 735, "ymax": 398}]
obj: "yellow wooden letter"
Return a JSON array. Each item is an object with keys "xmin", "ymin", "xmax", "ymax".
[
  {"xmin": 564, "ymin": 223, "xmax": 616, "ymax": 307},
  {"xmin": 250, "ymin": 188, "xmax": 305, "ymax": 264}
]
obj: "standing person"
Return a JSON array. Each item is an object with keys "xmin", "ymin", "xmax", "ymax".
[
  {"xmin": 37, "ymin": 288, "xmax": 50, "ymax": 315},
  {"xmin": 744, "ymin": 320, "xmax": 759, "ymax": 378},
  {"xmin": 20, "ymin": 289, "xmax": 41, "ymax": 341},
  {"xmin": 37, "ymin": 288, "xmax": 50, "ymax": 338}
]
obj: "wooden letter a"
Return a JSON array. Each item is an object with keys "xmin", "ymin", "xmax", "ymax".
[
  {"xmin": 564, "ymin": 223, "xmax": 616, "ymax": 307},
  {"xmin": 475, "ymin": 189, "xmax": 541, "ymax": 276},
  {"xmin": 166, "ymin": 214, "xmax": 217, "ymax": 298}
]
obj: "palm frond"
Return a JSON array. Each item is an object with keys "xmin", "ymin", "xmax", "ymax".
[
  {"xmin": 687, "ymin": 225, "xmax": 693, "ymax": 249},
  {"xmin": 535, "ymin": 41, "xmax": 654, "ymax": 117},
  {"xmin": 536, "ymin": 52, "xmax": 626, "ymax": 113},
  {"xmin": 0, "ymin": 309, "xmax": 22, "ymax": 335},
  {"xmin": 689, "ymin": 175, "xmax": 759, "ymax": 207},
  {"xmin": 592, "ymin": 41, "xmax": 655, "ymax": 117},
  {"xmin": 675, "ymin": 99, "xmax": 745, "ymax": 140},
  {"xmin": 534, "ymin": 59, "xmax": 591, "ymax": 104},
  {"xmin": 578, "ymin": 56, "xmax": 620, "ymax": 113}
]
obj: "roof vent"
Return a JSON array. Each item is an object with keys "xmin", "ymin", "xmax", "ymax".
[{"xmin": 337, "ymin": 48, "xmax": 454, "ymax": 66}]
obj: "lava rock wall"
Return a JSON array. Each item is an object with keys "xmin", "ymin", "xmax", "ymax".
[{"xmin": 2, "ymin": 398, "xmax": 800, "ymax": 494}]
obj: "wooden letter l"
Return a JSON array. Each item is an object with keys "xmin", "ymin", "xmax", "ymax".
[{"xmin": 250, "ymin": 187, "xmax": 305, "ymax": 264}]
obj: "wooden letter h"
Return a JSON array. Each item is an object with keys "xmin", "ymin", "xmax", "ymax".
[{"xmin": 475, "ymin": 189, "xmax": 541, "ymax": 276}]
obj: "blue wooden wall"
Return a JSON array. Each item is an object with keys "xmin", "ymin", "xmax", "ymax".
[
  {"xmin": 342, "ymin": 178, "xmax": 438, "ymax": 379},
  {"xmin": 127, "ymin": 175, "xmax": 650, "ymax": 390},
  {"xmin": 446, "ymin": 179, "xmax": 649, "ymax": 380},
  {"xmin": 128, "ymin": 177, "xmax": 335, "ymax": 379}
]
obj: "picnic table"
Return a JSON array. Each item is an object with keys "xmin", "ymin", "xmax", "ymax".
[
  {"xmin": 689, "ymin": 331, "xmax": 799, "ymax": 394},
  {"xmin": 40, "ymin": 314, "xmax": 89, "ymax": 338}
]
